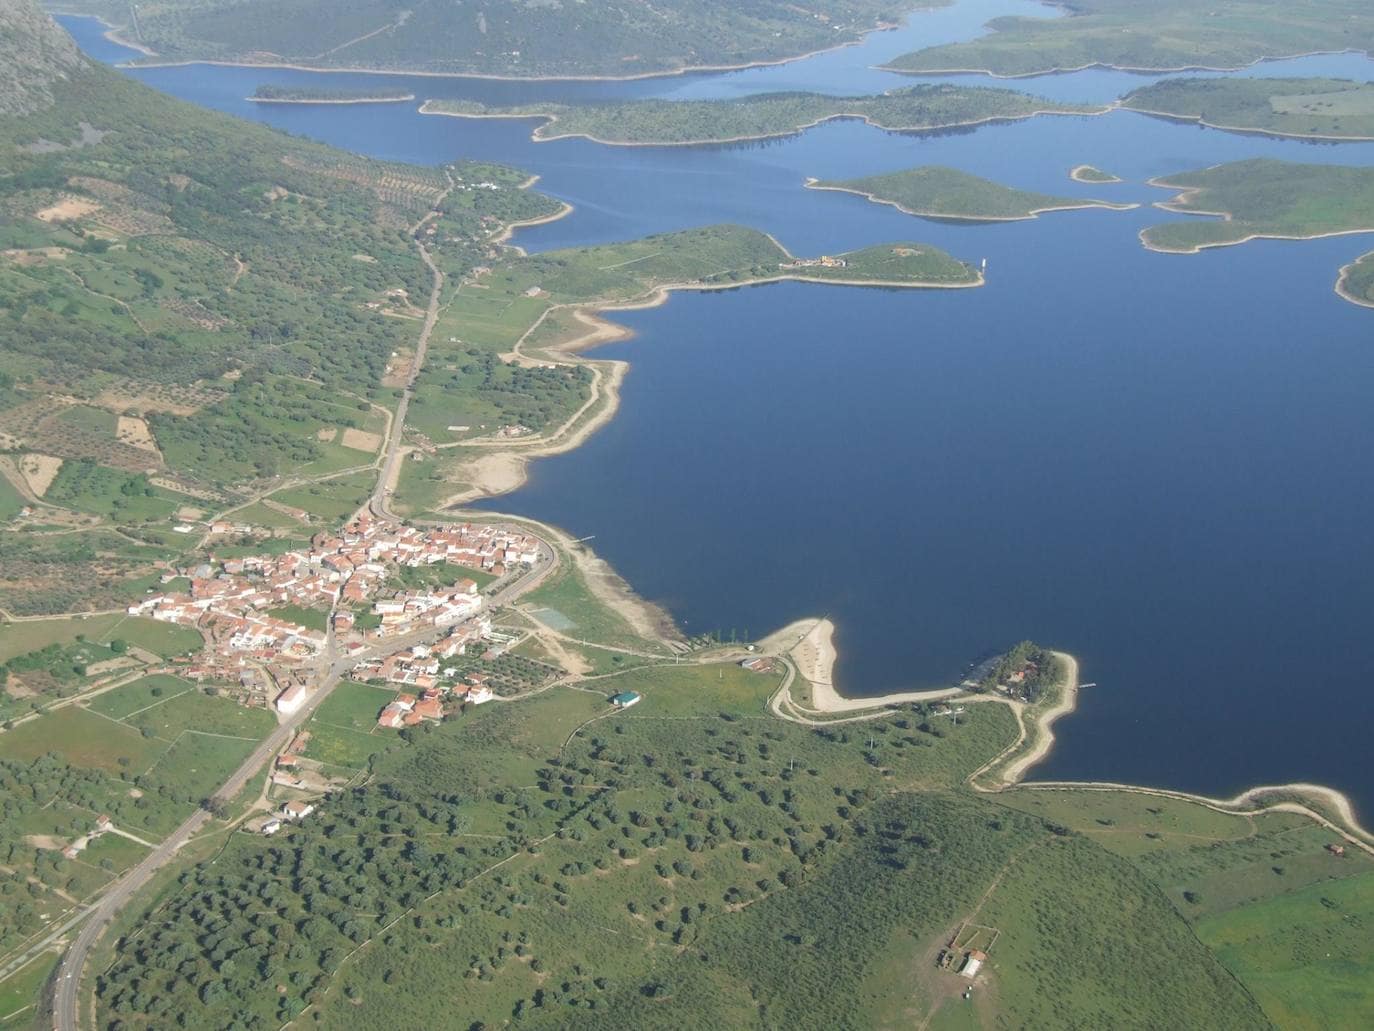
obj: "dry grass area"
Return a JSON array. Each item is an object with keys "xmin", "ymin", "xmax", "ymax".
[
  {"xmin": 316, "ymin": 427, "xmax": 339, "ymax": 442},
  {"xmin": 95, "ymin": 382, "xmax": 221, "ymax": 416},
  {"xmin": 2, "ymin": 246, "xmax": 68, "ymax": 265},
  {"xmin": 339, "ymin": 427, "xmax": 382, "ymax": 452},
  {"xmin": 34, "ymin": 195, "xmax": 101, "ymax": 222},
  {"xmin": 116, "ymin": 415, "xmax": 159, "ymax": 452},
  {"xmin": 19, "ymin": 453, "xmax": 63, "ymax": 496},
  {"xmin": 382, "ymin": 349, "xmax": 414, "ymax": 388}
]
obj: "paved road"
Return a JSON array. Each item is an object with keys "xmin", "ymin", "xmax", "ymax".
[
  {"xmin": 49, "ymin": 545, "xmax": 554, "ymax": 1031},
  {"xmin": 50, "ymin": 170, "xmax": 560, "ymax": 1031},
  {"xmin": 371, "ymin": 175, "xmax": 453, "ymax": 520}
]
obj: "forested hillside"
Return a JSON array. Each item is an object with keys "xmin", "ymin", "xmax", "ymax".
[{"xmin": 47, "ymin": 0, "xmax": 941, "ymax": 77}]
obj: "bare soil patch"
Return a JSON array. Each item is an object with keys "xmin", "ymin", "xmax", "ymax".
[
  {"xmin": 340, "ymin": 427, "xmax": 382, "ymax": 452},
  {"xmin": 19, "ymin": 454, "xmax": 62, "ymax": 496},
  {"xmin": 35, "ymin": 196, "xmax": 101, "ymax": 222},
  {"xmin": 116, "ymin": 415, "xmax": 159, "ymax": 452},
  {"xmin": 316, "ymin": 427, "xmax": 339, "ymax": 442}
]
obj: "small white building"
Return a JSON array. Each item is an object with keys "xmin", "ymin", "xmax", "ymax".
[
  {"xmin": 275, "ymin": 683, "xmax": 309, "ymax": 716},
  {"xmin": 280, "ymin": 801, "xmax": 315, "ymax": 821},
  {"xmin": 959, "ymin": 950, "xmax": 987, "ymax": 979}
]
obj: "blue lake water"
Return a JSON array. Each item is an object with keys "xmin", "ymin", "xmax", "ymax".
[{"xmin": 60, "ymin": 4, "xmax": 1374, "ymax": 814}]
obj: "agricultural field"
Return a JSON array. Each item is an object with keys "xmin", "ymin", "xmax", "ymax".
[
  {"xmin": 883, "ymin": 0, "xmax": 1374, "ymax": 78},
  {"xmin": 0, "ymin": 616, "xmax": 202, "ymax": 720},
  {"xmin": 423, "ymin": 85, "xmax": 1101, "ymax": 146},
  {"xmin": 267, "ymin": 469, "xmax": 376, "ymax": 522},
  {"xmin": 0, "ymin": 683, "xmax": 274, "ymax": 836},
  {"xmin": 86, "ymin": 674, "xmax": 196, "ymax": 720},
  {"xmin": 808, "ymin": 166, "xmax": 1133, "ymax": 222}
]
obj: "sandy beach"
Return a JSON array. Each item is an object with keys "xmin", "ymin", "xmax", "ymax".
[
  {"xmin": 1069, "ymin": 164, "xmax": 1121, "ymax": 183},
  {"xmin": 1335, "ymin": 255, "xmax": 1374, "ymax": 310},
  {"xmin": 778, "ymin": 618, "xmax": 964, "ymax": 713}
]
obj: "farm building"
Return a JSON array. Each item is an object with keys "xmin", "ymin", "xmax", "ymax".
[
  {"xmin": 959, "ymin": 950, "xmax": 987, "ymax": 978},
  {"xmin": 610, "ymin": 691, "xmax": 641, "ymax": 709}
]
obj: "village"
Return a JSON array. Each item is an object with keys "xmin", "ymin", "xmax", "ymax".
[{"xmin": 125, "ymin": 516, "xmax": 544, "ymax": 725}]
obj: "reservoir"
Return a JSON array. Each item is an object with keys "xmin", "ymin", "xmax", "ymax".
[{"xmin": 62, "ymin": 2, "xmax": 1374, "ymax": 815}]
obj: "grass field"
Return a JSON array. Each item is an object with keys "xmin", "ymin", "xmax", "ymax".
[
  {"xmin": 0, "ymin": 952, "xmax": 57, "ymax": 1030},
  {"xmin": 268, "ymin": 469, "xmax": 376, "ymax": 521},
  {"xmin": 1196, "ymin": 868, "xmax": 1374, "ymax": 1029},
  {"xmin": 0, "ymin": 707, "xmax": 160, "ymax": 772},
  {"xmin": 267, "ymin": 603, "xmax": 329, "ymax": 633},
  {"xmin": 0, "ymin": 614, "xmax": 202, "ymax": 665},
  {"xmin": 0, "ymin": 477, "xmax": 24, "ymax": 523},
  {"xmin": 86, "ymin": 674, "xmax": 196, "ymax": 719}
]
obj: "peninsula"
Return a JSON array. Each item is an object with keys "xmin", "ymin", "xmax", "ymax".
[
  {"xmin": 1122, "ymin": 77, "xmax": 1374, "ymax": 141},
  {"xmin": 806, "ymin": 166, "xmax": 1136, "ymax": 222},
  {"xmin": 249, "ymin": 84, "xmax": 415, "ymax": 104},
  {"xmin": 1337, "ymin": 251, "xmax": 1374, "ymax": 309},
  {"xmin": 1141, "ymin": 158, "xmax": 1374, "ymax": 253},
  {"xmin": 418, "ymin": 85, "xmax": 1105, "ymax": 146},
  {"xmin": 881, "ymin": 0, "xmax": 1374, "ymax": 78}
]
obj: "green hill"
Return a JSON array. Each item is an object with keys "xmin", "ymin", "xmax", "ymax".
[
  {"xmin": 421, "ymin": 85, "xmax": 1103, "ymax": 146},
  {"xmin": 1, "ymin": 0, "xmax": 93, "ymax": 116},
  {"xmin": 1124, "ymin": 77, "xmax": 1374, "ymax": 141},
  {"xmin": 882, "ymin": 0, "xmax": 1374, "ymax": 78},
  {"xmin": 1143, "ymin": 158, "xmax": 1374, "ymax": 252}
]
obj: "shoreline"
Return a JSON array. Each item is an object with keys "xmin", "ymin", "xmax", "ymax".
[
  {"xmin": 417, "ymin": 101, "xmax": 1110, "ymax": 149},
  {"xmin": 1069, "ymin": 164, "xmax": 1121, "ymax": 184},
  {"xmin": 1139, "ymin": 174, "xmax": 1374, "ymax": 254},
  {"xmin": 1124, "ymin": 104, "xmax": 1374, "ymax": 144},
  {"xmin": 783, "ymin": 618, "xmax": 963, "ymax": 712},
  {"xmin": 48, "ymin": 9, "xmax": 157, "ymax": 56},
  {"xmin": 804, "ymin": 177, "xmax": 1138, "ymax": 222},
  {"xmin": 876, "ymin": 47, "xmax": 1369, "ymax": 81},
  {"xmin": 436, "ymin": 264, "xmax": 980, "ymax": 504},
  {"xmin": 1335, "ymin": 253, "xmax": 1374, "ymax": 309},
  {"xmin": 105, "ymin": 18, "xmax": 907, "ymax": 82},
  {"xmin": 990, "ymin": 650, "xmax": 1080, "ymax": 785},
  {"xmin": 247, "ymin": 94, "xmax": 415, "ymax": 105}
]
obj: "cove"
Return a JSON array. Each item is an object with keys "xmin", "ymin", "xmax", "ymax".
[{"xmin": 59, "ymin": 1, "xmax": 1374, "ymax": 816}]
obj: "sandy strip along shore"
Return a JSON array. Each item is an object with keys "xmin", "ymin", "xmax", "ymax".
[
  {"xmin": 804, "ymin": 178, "xmax": 1137, "ymax": 222},
  {"xmin": 113, "ymin": 18, "xmax": 903, "ymax": 82},
  {"xmin": 418, "ymin": 103, "xmax": 1110, "ymax": 149}
]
